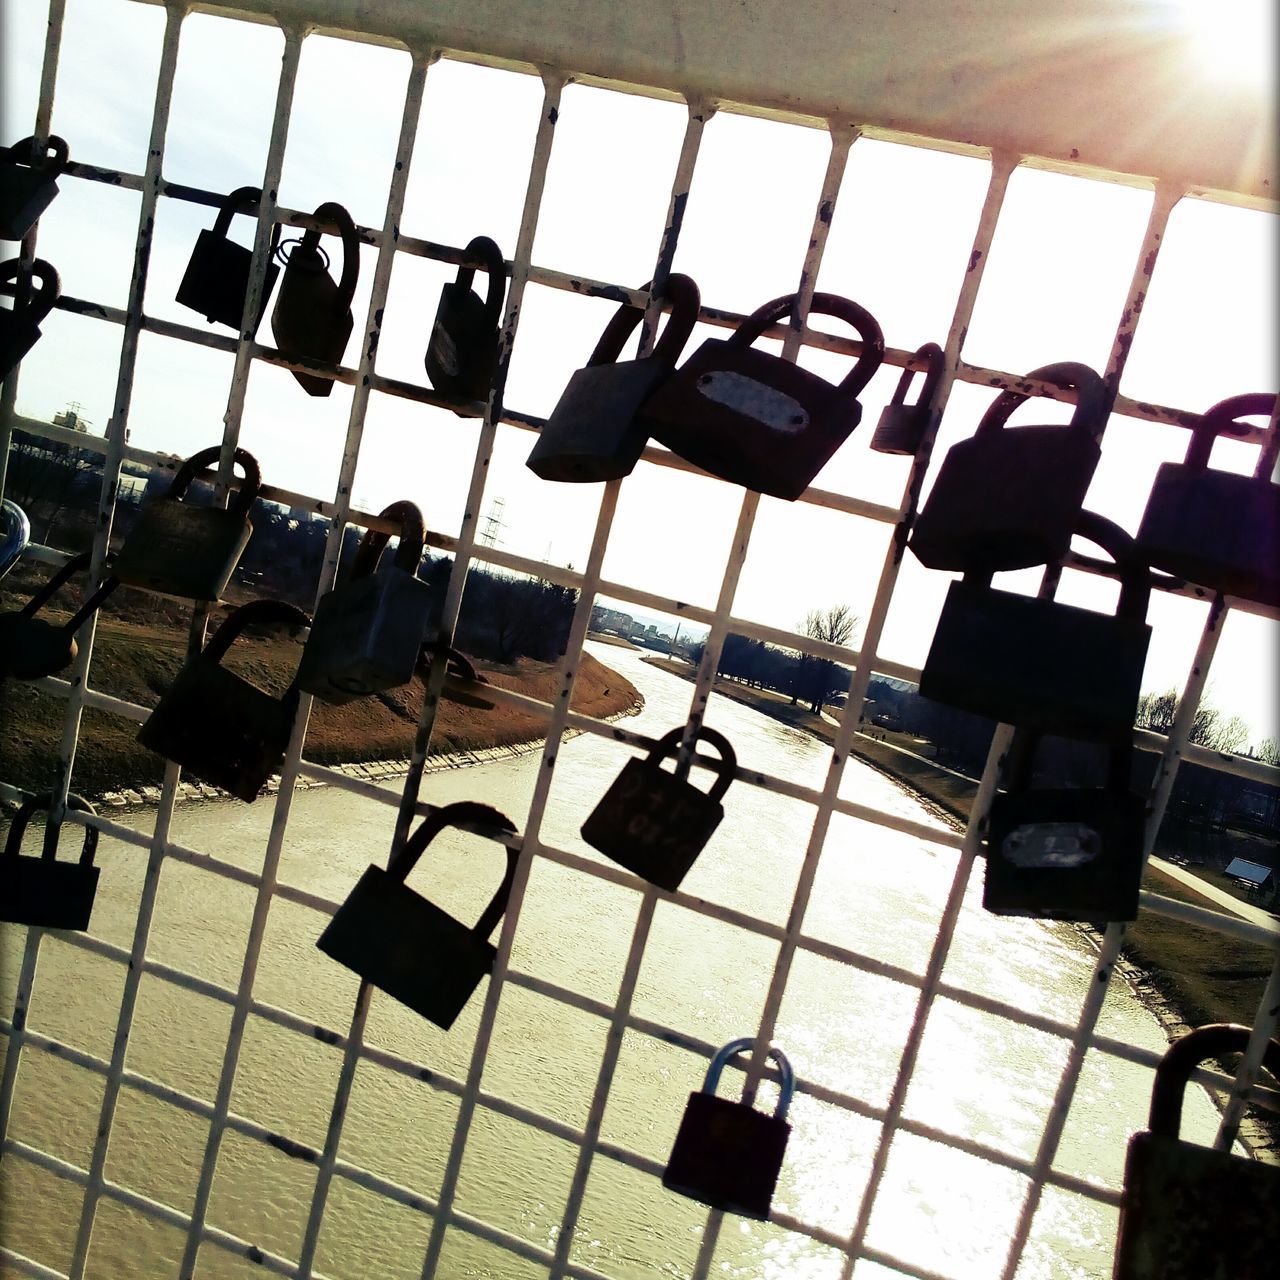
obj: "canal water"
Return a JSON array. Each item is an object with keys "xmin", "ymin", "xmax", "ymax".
[{"xmin": 1, "ymin": 644, "xmax": 1226, "ymax": 1280}]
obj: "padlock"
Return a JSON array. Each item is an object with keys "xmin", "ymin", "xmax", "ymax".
[
  {"xmin": 0, "ymin": 793, "xmax": 100, "ymax": 931},
  {"xmin": 910, "ymin": 361, "xmax": 1106, "ymax": 571},
  {"xmin": 662, "ymin": 1037, "xmax": 794, "ymax": 1220},
  {"xmin": 316, "ymin": 801, "xmax": 519, "ymax": 1030},
  {"xmin": 175, "ymin": 185, "xmax": 281, "ymax": 331},
  {"xmin": 870, "ymin": 341, "xmax": 945, "ymax": 456},
  {"xmin": 525, "ymin": 273, "xmax": 701, "ymax": 483},
  {"xmin": 424, "ymin": 235, "xmax": 506, "ymax": 410},
  {"xmin": 1136, "ymin": 392, "xmax": 1280, "ymax": 608},
  {"xmin": 1, "ymin": 498, "xmax": 30, "ymax": 579},
  {"xmin": 1113, "ymin": 1023, "xmax": 1280, "ymax": 1280},
  {"xmin": 297, "ymin": 500, "xmax": 434, "ymax": 704},
  {"xmin": 0, "ymin": 134, "xmax": 69, "ymax": 240},
  {"xmin": 112, "ymin": 445, "xmax": 260, "ymax": 601},
  {"xmin": 983, "ymin": 727, "xmax": 1145, "ymax": 920},
  {"xmin": 580, "ymin": 725, "xmax": 736, "ymax": 892},
  {"xmin": 137, "ymin": 598, "xmax": 309, "ymax": 802},
  {"xmin": 919, "ymin": 511, "xmax": 1151, "ymax": 739},
  {"xmin": 0, "ymin": 550, "xmax": 120, "ymax": 680},
  {"xmin": 0, "ymin": 257, "xmax": 60, "ymax": 378},
  {"xmin": 642, "ymin": 291, "xmax": 885, "ymax": 500},
  {"xmin": 419, "ymin": 639, "xmax": 495, "ymax": 710},
  {"xmin": 270, "ymin": 201, "xmax": 358, "ymax": 397}
]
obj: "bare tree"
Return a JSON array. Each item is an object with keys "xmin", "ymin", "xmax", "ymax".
[
  {"xmin": 792, "ymin": 604, "xmax": 859, "ymax": 714},
  {"xmin": 1135, "ymin": 687, "xmax": 1247, "ymax": 751}
]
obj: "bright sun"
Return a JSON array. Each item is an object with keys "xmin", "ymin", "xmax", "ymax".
[{"xmin": 1167, "ymin": 0, "xmax": 1275, "ymax": 86}]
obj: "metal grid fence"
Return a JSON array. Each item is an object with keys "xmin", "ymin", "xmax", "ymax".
[{"xmin": 2, "ymin": 2, "xmax": 1279, "ymax": 1279}]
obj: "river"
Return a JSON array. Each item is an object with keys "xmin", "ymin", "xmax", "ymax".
[{"xmin": 0, "ymin": 643, "xmax": 1227, "ymax": 1280}]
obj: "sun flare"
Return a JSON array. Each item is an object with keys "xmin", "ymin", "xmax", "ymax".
[{"xmin": 1166, "ymin": 0, "xmax": 1274, "ymax": 87}]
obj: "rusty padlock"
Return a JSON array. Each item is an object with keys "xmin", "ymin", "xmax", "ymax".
[
  {"xmin": 919, "ymin": 512, "xmax": 1152, "ymax": 740},
  {"xmin": 136, "ymin": 599, "xmax": 309, "ymax": 802},
  {"xmin": 270, "ymin": 201, "xmax": 358, "ymax": 396},
  {"xmin": 870, "ymin": 342, "xmax": 945, "ymax": 456},
  {"xmin": 662, "ymin": 1037, "xmax": 794, "ymax": 1220},
  {"xmin": 297, "ymin": 500, "xmax": 434, "ymax": 704},
  {"xmin": 983, "ymin": 727, "xmax": 1145, "ymax": 921},
  {"xmin": 419, "ymin": 639, "xmax": 495, "ymax": 710},
  {"xmin": 580, "ymin": 725, "xmax": 736, "ymax": 892},
  {"xmin": 525, "ymin": 274, "xmax": 701, "ymax": 483},
  {"xmin": 175, "ymin": 185, "xmax": 281, "ymax": 331},
  {"xmin": 0, "ymin": 551, "xmax": 119, "ymax": 680},
  {"xmin": 642, "ymin": 291, "xmax": 885, "ymax": 499},
  {"xmin": 1136, "ymin": 392, "xmax": 1280, "ymax": 608},
  {"xmin": 910, "ymin": 361, "xmax": 1106, "ymax": 571},
  {"xmin": 1, "ymin": 793, "xmax": 100, "ymax": 931},
  {"xmin": 1, "ymin": 257, "xmax": 60, "ymax": 378},
  {"xmin": 112, "ymin": 446, "xmax": 259, "ymax": 601},
  {"xmin": 317, "ymin": 801, "xmax": 519, "ymax": 1030},
  {"xmin": 1113, "ymin": 1023, "xmax": 1280, "ymax": 1280},
  {"xmin": 424, "ymin": 235, "xmax": 506, "ymax": 410},
  {"xmin": 0, "ymin": 134, "xmax": 69, "ymax": 240}
]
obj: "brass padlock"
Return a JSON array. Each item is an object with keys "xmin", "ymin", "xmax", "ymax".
[
  {"xmin": 1, "ymin": 257, "xmax": 60, "ymax": 379},
  {"xmin": 910, "ymin": 361, "xmax": 1106, "ymax": 571},
  {"xmin": 1136, "ymin": 392, "xmax": 1279, "ymax": 607},
  {"xmin": 919, "ymin": 512, "xmax": 1151, "ymax": 739},
  {"xmin": 870, "ymin": 342, "xmax": 945, "ymax": 456},
  {"xmin": 112, "ymin": 445, "xmax": 260, "ymax": 601},
  {"xmin": 316, "ymin": 801, "xmax": 519, "ymax": 1030},
  {"xmin": 297, "ymin": 500, "xmax": 434, "ymax": 704},
  {"xmin": 642, "ymin": 291, "xmax": 885, "ymax": 500},
  {"xmin": 0, "ymin": 793, "xmax": 100, "ymax": 931},
  {"xmin": 424, "ymin": 235, "xmax": 507, "ymax": 410},
  {"xmin": 270, "ymin": 201, "xmax": 358, "ymax": 397},
  {"xmin": 0, "ymin": 134, "xmax": 69, "ymax": 240},
  {"xmin": 580, "ymin": 725, "xmax": 736, "ymax": 892},
  {"xmin": 983, "ymin": 728, "xmax": 1145, "ymax": 920},
  {"xmin": 525, "ymin": 273, "xmax": 701, "ymax": 483},
  {"xmin": 137, "ymin": 599, "xmax": 309, "ymax": 802},
  {"xmin": 1114, "ymin": 1023, "xmax": 1280, "ymax": 1280},
  {"xmin": 662, "ymin": 1037, "xmax": 794, "ymax": 1220},
  {"xmin": 0, "ymin": 551, "xmax": 119, "ymax": 680},
  {"xmin": 175, "ymin": 185, "xmax": 281, "ymax": 331}
]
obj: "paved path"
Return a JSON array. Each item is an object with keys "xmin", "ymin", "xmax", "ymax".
[{"xmin": 1149, "ymin": 856, "xmax": 1280, "ymax": 934}]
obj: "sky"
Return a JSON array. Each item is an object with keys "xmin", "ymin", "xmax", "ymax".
[{"xmin": 2, "ymin": 0, "xmax": 1277, "ymax": 746}]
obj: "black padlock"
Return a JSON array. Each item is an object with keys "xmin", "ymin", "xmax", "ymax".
[
  {"xmin": 0, "ymin": 257, "xmax": 60, "ymax": 379},
  {"xmin": 0, "ymin": 134, "xmax": 69, "ymax": 240},
  {"xmin": 424, "ymin": 235, "xmax": 506, "ymax": 410},
  {"xmin": 910, "ymin": 361, "xmax": 1106, "ymax": 571},
  {"xmin": 175, "ymin": 185, "xmax": 281, "ymax": 331},
  {"xmin": 297, "ymin": 500, "xmax": 434, "ymax": 704},
  {"xmin": 137, "ymin": 599, "xmax": 309, "ymax": 802},
  {"xmin": 112, "ymin": 445, "xmax": 259, "ymax": 601},
  {"xmin": 316, "ymin": 801, "xmax": 519, "ymax": 1030},
  {"xmin": 0, "ymin": 551, "xmax": 120, "ymax": 680},
  {"xmin": 580, "ymin": 725, "xmax": 736, "ymax": 892},
  {"xmin": 983, "ymin": 728, "xmax": 1145, "ymax": 920},
  {"xmin": 919, "ymin": 512, "xmax": 1152, "ymax": 740},
  {"xmin": 642, "ymin": 291, "xmax": 885, "ymax": 500},
  {"xmin": 1136, "ymin": 392, "xmax": 1279, "ymax": 608},
  {"xmin": 0, "ymin": 793, "xmax": 100, "ymax": 931},
  {"xmin": 270, "ymin": 201, "xmax": 358, "ymax": 397},
  {"xmin": 662, "ymin": 1037, "xmax": 794, "ymax": 1220},
  {"xmin": 525, "ymin": 274, "xmax": 701, "ymax": 483},
  {"xmin": 1114, "ymin": 1023, "xmax": 1280, "ymax": 1280},
  {"xmin": 870, "ymin": 341, "xmax": 945, "ymax": 456}
]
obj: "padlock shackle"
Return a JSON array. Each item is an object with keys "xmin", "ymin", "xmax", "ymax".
[
  {"xmin": 211, "ymin": 186, "xmax": 283, "ymax": 259},
  {"xmin": 973, "ymin": 361, "xmax": 1106, "ymax": 441},
  {"xmin": 164, "ymin": 445, "xmax": 262, "ymax": 519},
  {"xmin": 1148, "ymin": 1023, "xmax": 1280, "ymax": 1140},
  {"xmin": 5, "ymin": 133, "xmax": 69, "ymax": 178},
  {"xmin": 417, "ymin": 640, "xmax": 484, "ymax": 686},
  {"xmin": 202, "ymin": 598, "xmax": 310, "ymax": 667},
  {"xmin": 649, "ymin": 725, "xmax": 737, "ymax": 803},
  {"xmin": 388, "ymin": 800, "xmax": 519, "ymax": 940},
  {"xmin": 888, "ymin": 342, "xmax": 945, "ymax": 412},
  {"xmin": 349, "ymin": 500, "xmax": 426, "ymax": 579},
  {"xmin": 586, "ymin": 274, "xmax": 701, "ymax": 372},
  {"xmin": 0, "ymin": 257, "xmax": 61, "ymax": 324},
  {"xmin": 1073, "ymin": 510, "xmax": 1151, "ymax": 623},
  {"xmin": 3, "ymin": 792, "xmax": 98, "ymax": 866},
  {"xmin": 19, "ymin": 550, "xmax": 120, "ymax": 636},
  {"xmin": 453, "ymin": 236, "xmax": 507, "ymax": 328},
  {"xmin": 298, "ymin": 202, "xmax": 360, "ymax": 309},
  {"xmin": 730, "ymin": 292, "xmax": 885, "ymax": 397},
  {"xmin": 702, "ymin": 1037, "xmax": 795, "ymax": 1122},
  {"xmin": 1183, "ymin": 391, "xmax": 1278, "ymax": 477}
]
